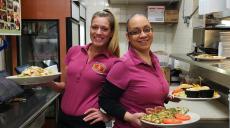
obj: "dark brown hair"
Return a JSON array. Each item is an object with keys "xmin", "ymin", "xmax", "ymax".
[{"xmin": 126, "ymin": 13, "xmax": 147, "ymax": 32}]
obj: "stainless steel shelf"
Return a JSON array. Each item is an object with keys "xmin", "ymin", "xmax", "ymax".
[{"xmin": 170, "ymin": 54, "xmax": 230, "ymax": 89}]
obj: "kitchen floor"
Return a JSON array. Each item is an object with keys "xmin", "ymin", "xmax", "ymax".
[
  {"xmin": 42, "ymin": 119, "xmax": 113, "ymax": 128},
  {"xmin": 41, "ymin": 118, "xmax": 228, "ymax": 128},
  {"xmin": 42, "ymin": 118, "xmax": 57, "ymax": 128}
]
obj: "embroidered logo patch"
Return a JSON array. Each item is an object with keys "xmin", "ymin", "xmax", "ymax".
[{"xmin": 92, "ymin": 63, "xmax": 106, "ymax": 74}]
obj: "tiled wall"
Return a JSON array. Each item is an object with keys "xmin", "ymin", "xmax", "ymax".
[
  {"xmin": 108, "ymin": 4, "xmax": 175, "ymax": 55},
  {"xmin": 82, "ymin": 0, "xmax": 196, "ymax": 55},
  {"xmin": 119, "ymin": 24, "xmax": 128, "ymax": 56},
  {"xmin": 171, "ymin": 0, "xmax": 195, "ymax": 54}
]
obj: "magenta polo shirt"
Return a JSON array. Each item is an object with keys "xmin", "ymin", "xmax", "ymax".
[
  {"xmin": 107, "ymin": 48, "xmax": 169, "ymax": 128},
  {"xmin": 61, "ymin": 43, "xmax": 118, "ymax": 116}
]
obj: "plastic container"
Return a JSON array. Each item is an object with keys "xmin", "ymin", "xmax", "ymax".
[
  {"xmin": 154, "ymin": 51, "xmax": 169, "ymax": 67},
  {"xmin": 218, "ymin": 42, "xmax": 223, "ymax": 56}
]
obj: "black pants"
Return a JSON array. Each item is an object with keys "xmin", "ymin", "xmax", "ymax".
[{"xmin": 58, "ymin": 110, "xmax": 106, "ymax": 128}]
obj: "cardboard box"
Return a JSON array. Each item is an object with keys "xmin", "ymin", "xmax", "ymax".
[
  {"xmin": 164, "ymin": 10, "xmax": 179, "ymax": 22},
  {"xmin": 147, "ymin": 6, "xmax": 165, "ymax": 22}
]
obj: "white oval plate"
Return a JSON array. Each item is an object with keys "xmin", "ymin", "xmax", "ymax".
[
  {"xmin": 194, "ymin": 56, "xmax": 226, "ymax": 61},
  {"xmin": 174, "ymin": 94, "xmax": 221, "ymax": 101},
  {"xmin": 141, "ymin": 112, "xmax": 200, "ymax": 127},
  {"xmin": 6, "ymin": 72, "xmax": 61, "ymax": 85}
]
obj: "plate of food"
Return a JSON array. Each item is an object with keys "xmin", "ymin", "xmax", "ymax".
[
  {"xmin": 6, "ymin": 66, "xmax": 61, "ymax": 85},
  {"xmin": 141, "ymin": 107, "xmax": 200, "ymax": 127},
  {"xmin": 174, "ymin": 95, "xmax": 221, "ymax": 101},
  {"xmin": 194, "ymin": 54, "xmax": 226, "ymax": 61},
  {"xmin": 172, "ymin": 84, "xmax": 221, "ymax": 101}
]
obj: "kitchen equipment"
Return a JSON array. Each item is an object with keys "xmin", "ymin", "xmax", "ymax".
[
  {"xmin": 219, "ymin": 32, "xmax": 230, "ymax": 57},
  {"xmin": 154, "ymin": 51, "xmax": 169, "ymax": 66},
  {"xmin": 18, "ymin": 20, "xmax": 60, "ymax": 69},
  {"xmin": 192, "ymin": 28, "xmax": 230, "ymax": 54},
  {"xmin": 42, "ymin": 60, "xmax": 57, "ymax": 67},
  {"xmin": 170, "ymin": 69, "xmax": 182, "ymax": 83}
]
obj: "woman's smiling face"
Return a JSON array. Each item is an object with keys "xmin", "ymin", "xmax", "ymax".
[
  {"xmin": 126, "ymin": 15, "xmax": 154, "ymax": 52},
  {"xmin": 90, "ymin": 16, "xmax": 113, "ymax": 48}
]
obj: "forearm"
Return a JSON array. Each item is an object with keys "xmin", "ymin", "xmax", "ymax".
[
  {"xmin": 124, "ymin": 111, "xmax": 134, "ymax": 122},
  {"xmin": 99, "ymin": 80, "xmax": 126, "ymax": 121},
  {"xmin": 48, "ymin": 81, "xmax": 65, "ymax": 92},
  {"xmin": 99, "ymin": 80, "xmax": 145, "ymax": 127},
  {"xmin": 124, "ymin": 111, "xmax": 145, "ymax": 127}
]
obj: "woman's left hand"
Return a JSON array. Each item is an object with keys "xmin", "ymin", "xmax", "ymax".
[
  {"xmin": 168, "ymin": 95, "xmax": 181, "ymax": 102},
  {"xmin": 124, "ymin": 112, "xmax": 145, "ymax": 127},
  {"xmin": 83, "ymin": 108, "xmax": 110, "ymax": 125}
]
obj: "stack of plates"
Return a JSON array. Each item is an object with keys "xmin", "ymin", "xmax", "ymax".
[{"xmin": 220, "ymin": 32, "xmax": 230, "ymax": 57}]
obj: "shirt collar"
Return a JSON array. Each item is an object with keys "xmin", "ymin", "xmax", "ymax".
[
  {"xmin": 81, "ymin": 43, "xmax": 112, "ymax": 58},
  {"xmin": 128, "ymin": 47, "xmax": 157, "ymax": 66},
  {"xmin": 128, "ymin": 47, "xmax": 144, "ymax": 65}
]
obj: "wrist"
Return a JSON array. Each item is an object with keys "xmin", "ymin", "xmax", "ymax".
[
  {"xmin": 46, "ymin": 81, "xmax": 55, "ymax": 87},
  {"xmin": 124, "ymin": 112, "xmax": 133, "ymax": 122},
  {"xmin": 164, "ymin": 95, "xmax": 172, "ymax": 103}
]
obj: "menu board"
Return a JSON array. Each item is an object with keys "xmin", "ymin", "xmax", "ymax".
[{"xmin": 0, "ymin": 0, "xmax": 21, "ymax": 35}]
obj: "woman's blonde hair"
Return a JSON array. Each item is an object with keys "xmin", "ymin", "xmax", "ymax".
[{"xmin": 91, "ymin": 9, "xmax": 120, "ymax": 57}]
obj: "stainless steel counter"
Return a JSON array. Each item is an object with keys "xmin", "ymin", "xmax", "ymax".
[
  {"xmin": 167, "ymin": 86, "xmax": 228, "ymax": 120},
  {"xmin": 170, "ymin": 54, "xmax": 230, "ymax": 89},
  {"xmin": 0, "ymin": 87, "xmax": 59, "ymax": 128},
  {"xmin": 166, "ymin": 85, "xmax": 229, "ymax": 128}
]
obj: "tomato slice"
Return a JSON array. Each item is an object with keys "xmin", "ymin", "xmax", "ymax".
[
  {"xmin": 175, "ymin": 113, "xmax": 191, "ymax": 121},
  {"xmin": 163, "ymin": 118, "xmax": 182, "ymax": 124},
  {"xmin": 154, "ymin": 106, "xmax": 165, "ymax": 112},
  {"xmin": 145, "ymin": 108, "xmax": 154, "ymax": 114},
  {"xmin": 172, "ymin": 88, "xmax": 183, "ymax": 94},
  {"xmin": 145, "ymin": 106, "xmax": 165, "ymax": 114}
]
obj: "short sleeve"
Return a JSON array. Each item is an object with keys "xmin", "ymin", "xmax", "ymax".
[
  {"xmin": 106, "ymin": 61, "xmax": 130, "ymax": 90},
  {"xmin": 65, "ymin": 46, "xmax": 80, "ymax": 65}
]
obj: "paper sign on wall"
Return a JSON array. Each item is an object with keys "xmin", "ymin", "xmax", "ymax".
[{"xmin": 147, "ymin": 6, "xmax": 165, "ymax": 22}]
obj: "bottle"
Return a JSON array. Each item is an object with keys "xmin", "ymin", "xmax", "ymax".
[{"xmin": 218, "ymin": 42, "xmax": 223, "ymax": 56}]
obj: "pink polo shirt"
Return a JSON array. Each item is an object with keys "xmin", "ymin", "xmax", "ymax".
[
  {"xmin": 107, "ymin": 48, "xmax": 169, "ymax": 128},
  {"xmin": 61, "ymin": 43, "xmax": 118, "ymax": 116}
]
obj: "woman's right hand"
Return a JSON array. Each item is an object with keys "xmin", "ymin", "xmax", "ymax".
[
  {"xmin": 46, "ymin": 81, "xmax": 65, "ymax": 92},
  {"xmin": 124, "ymin": 112, "xmax": 145, "ymax": 127},
  {"xmin": 83, "ymin": 108, "xmax": 111, "ymax": 125}
]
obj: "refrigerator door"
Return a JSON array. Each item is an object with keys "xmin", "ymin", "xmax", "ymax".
[{"xmin": 18, "ymin": 20, "xmax": 59, "ymax": 69}]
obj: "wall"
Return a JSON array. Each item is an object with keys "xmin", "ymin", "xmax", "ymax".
[
  {"xmin": 0, "ymin": 50, "xmax": 4, "ymax": 70},
  {"xmin": 75, "ymin": 0, "xmax": 196, "ymax": 56},
  {"xmin": 11, "ymin": 0, "xmax": 71, "ymax": 79},
  {"xmin": 80, "ymin": 0, "xmax": 130, "ymax": 55},
  {"xmin": 170, "ymin": 0, "xmax": 208, "ymax": 70},
  {"xmin": 82, "ymin": 1, "xmax": 196, "ymax": 56},
  {"xmin": 109, "ymin": 4, "xmax": 177, "ymax": 55},
  {"xmin": 110, "ymin": 1, "xmax": 196, "ymax": 55},
  {"xmin": 171, "ymin": 0, "xmax": 194, "ymax": 54},
  {"xmin": 80, "ymin": 0, "xmax": 108, "ymax": 43}
]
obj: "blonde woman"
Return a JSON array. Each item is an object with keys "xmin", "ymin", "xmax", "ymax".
[{"xmin": 50, "ymin": 9, "xmax": 119, "ymax": 128}]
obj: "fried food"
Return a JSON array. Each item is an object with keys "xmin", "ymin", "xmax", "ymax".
[{"xmin": 18, "ymin": 66, "xmax": 54, "ymax": 77}]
